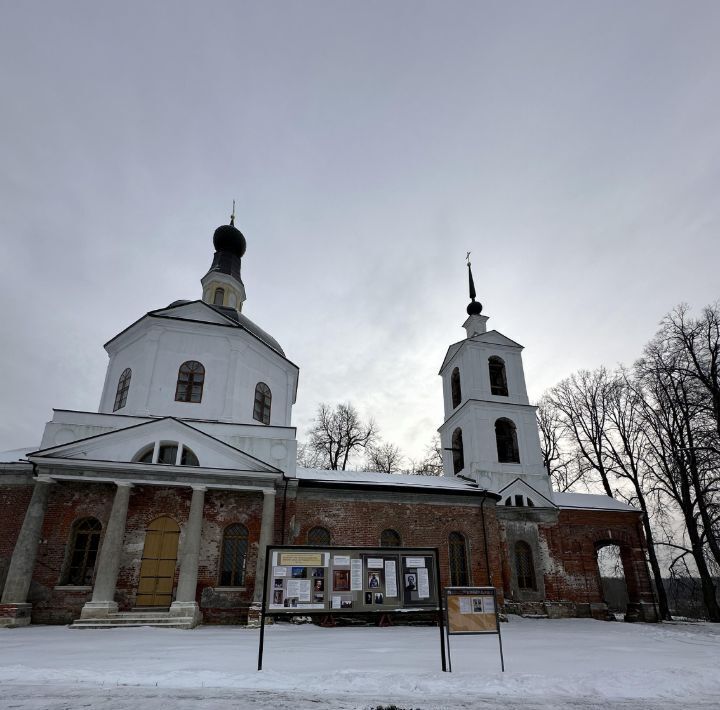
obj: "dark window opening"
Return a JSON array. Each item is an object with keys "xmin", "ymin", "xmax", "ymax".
[
  {"xmin": 496, "ymin": 418, "xmax": 520, "ymax": 463},
  {"xmin": 63, "ymin": 518, "xmax": 102, "ymax": 586},
  {"xmin": 213, "ymin": 288, "xmax": 225, "ymax": 306},
  {"xmin": 175, "ymin": 360, "xmax": 205, "ymax": 403},
  {"xmin": 489, "ymin": 356, "xmax": 508, "ymax": 396},
  {"xmin": 113, "ymin": 368, "xmax": 132, "ymax": 411},
  {"xmin": 253, "ymin": 382, "xmax": 272, "ymax": 425},
  {"xmin": 515, "ymin": 494, "xmax": 524, "ymax": 507},
  {"xmin": 307, "ymin": 526, "xmax": 331, "ymax": 546},
  {"xmin": 220, "ymin": 523, "xmax": 248, "ymax": 586},
  {"xmin": 181, "ymin": 447, "xmax": 199, "ymax": 466},
  {"xmin": 449, "ymin": 532, "xmax": 470, "ymax": 586},
  {"xmin": 515, "ymin": 541, "xmax": 536, "ymax": 590},
  {"xmin": 452, "ymin": 428, "xmax": 464, "ymax": 474},
  {"xmin": 380, "ymin": 529, "xmax": 401, "ymax": 547},
  {"xmin": 450, "ymin": 367, "xmax": 462, "ymax": 409}
]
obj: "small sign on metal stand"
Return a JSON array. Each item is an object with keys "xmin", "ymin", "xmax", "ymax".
[{"xmin": 444, "ymin": 586, "xmax": 505, "ymax": 672}]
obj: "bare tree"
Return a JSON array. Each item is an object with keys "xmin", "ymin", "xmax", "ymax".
[
  {"xmin": 409, "ymin": 435, "xmax": 444, "ymax": 476},
  {"xmin": 602, "ymin": 368, "xmax": 672, "ymax": 620},
  {"xmin": 306, "ymin": 402, "xmax": 378, "ymax": 470},
  {"xmin": 636, "ymin": 335, "xmax": 720, "ymax": 621},
  {"xmin": 366, "ymin": 442, "xmax": 405, "ymax": 473},
  {"xmin": 536, "ymin": 395, "xmax": 585, "ymax": 491},
  {"xmin": 548, "ymin": 368, "xmax": 615, "ymax": 497}
]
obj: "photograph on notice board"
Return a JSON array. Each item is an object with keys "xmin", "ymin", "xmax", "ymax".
[
  {"xmin": 312, "ymin": 567, "xmax": 325, "ymax": 578},
  {"xmin": 368, "ymin": 571, "xmax": 382, "ymax": 589},
  {"xmin": 364, "ymin": 592, "xmax": 373, "ymax": 604},
  {"xmin": 272, "ymin": 589, "xmax": 283, "ymax": 605},
  {"xmin": 404, "ymin": 573, "xmax": 417, "ymax": 591},
  {"xmin": 333, "ymin": 569, "xmax": 350, "ymax": 591},
  {"xmin": 291, "ymin": 567, "xmax": 306, "ymax": 578},
  {"xmin": 374, "ymin": 593, "xmax": 384, "ymax": 604},
  {"xmin": 313, "ymin": 578, "xmax": 325, "ymax": 593}
]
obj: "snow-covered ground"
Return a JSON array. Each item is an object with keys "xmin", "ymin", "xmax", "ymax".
[{"xmin": 1, "ymin": 617, "xmax": 718, "ymax": 709}]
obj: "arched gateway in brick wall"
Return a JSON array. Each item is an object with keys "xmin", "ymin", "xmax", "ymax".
[{"xmin": 0, "ymin": 221, "xmax": 658, "ymax": 628}]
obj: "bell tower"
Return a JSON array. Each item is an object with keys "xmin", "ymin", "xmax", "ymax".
[{"xmin": 437, "ymin": 258, "xmax": 550, "ymax": 497}]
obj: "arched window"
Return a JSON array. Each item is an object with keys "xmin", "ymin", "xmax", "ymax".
[
  {"xmin": 181, "ymin": 446, "xmax": 199, "ymax": 466},
  {"xmin": 63, "ymin": 518, "xmax": 102, "ymax": 586},
  {"xmin": 495, "ymin": 418, "xmax": 520, "ymax": 463},
  {"xmin": 175, "ymin": 360, "xmax": 205, "ymax": 403},
  {"xmin": 220, "ymin": 523, "xmax": 248, "ymax": 586},
  {"xmin": 515, "ymin": 541, "xmax": 536, "ymax": 590},
  {"xmin": 449, "ymin": 532, "xmax": 470, "ymax": 586},
  {"xmin": 135, "ymin": 442, "xmax": 199, "ymax": 466},
  {"xmin": 451, "ymin": 428, "xmax": 464, "ymax": 474},
  {"xmin": 213, "ymin": 288, "xmax": 225, "ymax": 306},
  {"xmin": 253, "ymin": 382, "xmax": 272, "ymax": 425},
  {"xmin": 380, "ymin": 529, "xmax": 401, "ymax": 547},
  {"xmin": 489, "ymin": 356, "xmax": 508, "ymax": 396},
  {"xmin": 451, "ymin": 367, "xmax": 462, "ymax": 409},
  {"xmin": 307, "ymin": 526, "xmax": 331, "ymax": 546},
  {"xmin": 113, "ymin": 368, "xmax": 132, "ymax": 411}
]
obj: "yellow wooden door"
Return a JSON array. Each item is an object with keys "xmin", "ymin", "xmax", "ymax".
[{"xmin": 136, "ymin": 516, "xmax": 180, "ymax": 607}]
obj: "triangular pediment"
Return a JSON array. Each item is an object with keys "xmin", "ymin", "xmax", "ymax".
[
  {"xmin": 470, "ymin": 330, "xmax": 523, "ymax": 349},
  {"xmin": 497, "ymin": 477, "xmax": 556, "ymax": 508},
  {"xmin": 28, "ymin": 417, "xmax": 280, "ymax": 473}
]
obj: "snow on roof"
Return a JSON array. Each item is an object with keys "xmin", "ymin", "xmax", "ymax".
[
  {"xmin": 296, "ymin": 468, "xmax": 477, "ymax": 492},
  {"xmin": 0, "ymin": 447, "xmax": 36, "ymax": 463},
  {"xmin": 552, "ymin": 492, "xmax": 637, "ymax": 512}
]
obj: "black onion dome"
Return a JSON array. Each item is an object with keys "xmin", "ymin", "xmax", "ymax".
[
  {"xmin": 213, "ymin": 223, "xmax": 246, "ymax": 257},
  {"xmin": 467, "ymin": 299, "xmax": 483, "ymax": 316}
]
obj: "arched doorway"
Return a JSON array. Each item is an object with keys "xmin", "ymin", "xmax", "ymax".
[
  {"xmin": 594, "ymin": 541, "xmax": 639, "ymax": 621},
  {"xmin": 136, "ymin": 516, "xmax": 180, "ymax": 607}
]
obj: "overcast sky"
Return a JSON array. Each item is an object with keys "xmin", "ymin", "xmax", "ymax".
[{"xmin": 1, "ymin": 1, "xmax": 719, "ymax": 464}]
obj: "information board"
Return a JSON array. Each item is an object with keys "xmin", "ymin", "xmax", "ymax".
[
  {"xmin": 446, "ymin": 586, "xmax": 499, "ymax": 634},
  {"xmin": 443, "ymin": 586, "xmax": 504, "ymax": 672},
  {"xmin": 258, "ymin": 545, "xmax": 446, "ymax": 672},
  {"xmin": 265, "ymin": 546, "xmax": 440, "ymax": 614}
]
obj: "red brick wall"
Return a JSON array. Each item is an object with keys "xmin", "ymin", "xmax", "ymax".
[
  {"xmin": 540, "ymin": 509, "xmax": 654, "ymax": 608},
  {"xmin": 286, "ymin": 488, "xmax": 505, "ymax": 604}
]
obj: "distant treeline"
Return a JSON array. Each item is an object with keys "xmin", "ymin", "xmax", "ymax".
[{"xmin": 602, "ymin": 577, "xmax": 720, "ymax": 619}]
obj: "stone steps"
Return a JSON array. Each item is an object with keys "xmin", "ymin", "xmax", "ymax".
[{"xmin": 70, "ymin": 611, "xmax": 196, "ymax": 630}]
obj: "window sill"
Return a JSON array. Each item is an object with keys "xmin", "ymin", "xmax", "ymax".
[
  {"xmin": 54, "ymin": 585, "xmax": 92, "ymax": 591},
  {"xmin": 213, "ymin": 587, "xmax": 247, "ymax": 592}
]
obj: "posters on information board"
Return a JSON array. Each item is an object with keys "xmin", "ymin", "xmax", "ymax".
[{"xmin": 266, "ymin": 547, "xmax": 439, "ymax": 613}]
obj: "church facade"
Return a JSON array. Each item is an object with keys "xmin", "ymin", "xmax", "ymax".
[{"xmin": 0, "ymin": 218, "xmax": 658, "ymax": 628}]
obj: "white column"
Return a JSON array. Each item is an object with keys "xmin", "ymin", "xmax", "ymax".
[
  {"xmin": 252, "ymin": 490, "xmax": 276, "ymax": 605},
  {"xmin": 1, "ymin": 478, "xmax": 54, "ymax": 626},
  {"xmin": 80, "ymin": 482, "xmax": 132, "ymax": 619},
  {"xmin": 169, "ymin": 486, "xmax": 206, "ymax": 626}
]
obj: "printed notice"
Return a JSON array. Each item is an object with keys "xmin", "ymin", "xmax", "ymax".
[
  {"xmin": 287, "ymin": 579, "xmax": 311, "ymax": 602},
  {"xmin": 384, "ymin": 560, "xmax": 397, "ymax": 597},
  {"xmin": 350, "ymin": 559, "xmax": 363, "ymax": 591},
  {"xmin": 279, "ymin": 552, "xmax": 323, "ymax": 567},
  {"xmin": 416, "ymin": 567, "xmax": 430, "ymax": 599},
  {"xmin": 333, "ymin": 556, "xmax": 351, "ymax": 566},
  {"xmin": 332, "ymin": 596, "xmax": 341, "ymax": 609},
  {"xmin": 366, "ymin": 558, "xmax": 383, "ymax": 569},
  {"xmin": 459, "ymin": 597, "xmax": 473, "ymax": 614},
  {"xmin": 406, "ymin": 557, "xmax": 426, "ymax": 568},
  {"xmin": 482, "ymin": 596, "xmax": 496, "ymax": 614},
  {"xmin": 273, "ymin": 566, "xmax": 287, "ymax": 577}
]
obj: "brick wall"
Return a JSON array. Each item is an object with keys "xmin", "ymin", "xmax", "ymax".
[{"xmin": 285, "ymin": 485, "xmax": 505, "ymax": 604}]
